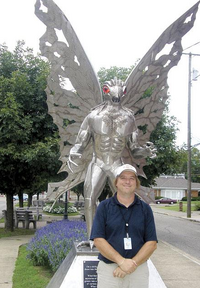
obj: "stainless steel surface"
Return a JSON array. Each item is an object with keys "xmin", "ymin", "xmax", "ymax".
[{"xmin": 35, "ymin": 0, "xmax": 199, "ymax": 236}]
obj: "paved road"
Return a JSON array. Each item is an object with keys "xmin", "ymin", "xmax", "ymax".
[
  {"xmin": 154, "ymin": 212, "xmax": 200, "ymax": 260},
  {"xmin": 0, "ymin": 196, "xmax": 6, "ymax": 218}
]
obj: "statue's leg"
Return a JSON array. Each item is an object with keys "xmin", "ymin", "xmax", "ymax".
[
  {"xmin": 84, "ymin": 163, "xmax": 107, "ymax": 238},
  {"xmin": 107, "ymin": 176, "xmax": 116, "ymax": 194}
]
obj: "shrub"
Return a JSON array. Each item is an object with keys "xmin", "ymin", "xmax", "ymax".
[
  {"xmin": 194, "ymin": 203, "xmax": 200, "ymax": 211},
  {"xmin": 181, "ymin": 197, "xmax": 200, "ymax": 201},
  {"xmin": 27, "ymin": 220, "xmax": 87, "ymax": 272},
  {"xmin": 43, "ymin": 204, "xmax": 77, "ymax": 214},
  {"xmin": 67, "ymin": 206, "xmax": 78, "ymax": 213}
]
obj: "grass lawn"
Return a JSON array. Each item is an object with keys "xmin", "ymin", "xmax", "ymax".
[
  {"xmin": 158, "ymin": 201, "xmax": 200, "ymax": 213},
  {"xmin": 0, "ymin": 217, "xmax": 4, "ymax": 223},
  {"xmin": 0, "ymin": 228, "xmax": 35, "ymax": 239},
  {"xmin": 13, "ymin": 245, "xmax": 53, "ymax": 288},
  {"xmin": 0, "ymin": 227, "xmax": 52, "ymax": 288}
]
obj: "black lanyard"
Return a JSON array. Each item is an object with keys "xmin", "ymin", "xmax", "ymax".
[{"xmin": 118, "ymin": 205, "xmax": 134, "ymax": 238}]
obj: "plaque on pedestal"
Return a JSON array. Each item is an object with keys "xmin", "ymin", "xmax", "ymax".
[
  {"xmin": 83, "ymin": 260, "xmax": 99, "ymax": 288},
  {"xmin": 46, "ymin": 241, "xmax": 99, "ymax": 288}
]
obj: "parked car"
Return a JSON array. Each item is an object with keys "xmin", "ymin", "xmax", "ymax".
[
  {"xmin": 156, "ymin": 197, "xmax": 177, "ymax": 204},
  {"xmin": 13, "ymin": 194, "xmax": 28, "ymax": 201}
]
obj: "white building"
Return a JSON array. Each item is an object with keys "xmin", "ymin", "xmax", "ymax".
[{"xmin": 153, "ymin": 174, "xmax": 200, "ymax": 200}]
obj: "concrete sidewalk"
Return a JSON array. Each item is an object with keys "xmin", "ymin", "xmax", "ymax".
[
  {"xmin": 151, "ymin": 204, "xmax": 200, "ymax": 288},
  {"xmin": 0, "ymin": 215, "xmax": 62, "ymax": 288},
  {"xmin": 0, "ymin": 235, "xmax": 33, "ymax": 288},
  {"xmin": 0, "ymin": 208, "xmax": 200, "ymax": 288}
]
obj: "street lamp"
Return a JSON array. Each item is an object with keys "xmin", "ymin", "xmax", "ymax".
[{"xmin": 63, "ymin": 191, "xmax": 68, "ymax": 220}]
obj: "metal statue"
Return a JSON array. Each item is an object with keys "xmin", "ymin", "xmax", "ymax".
[
  {"xmin": 68, "ymin": 78, "xmax": 156, "ymax": 234},
  {"xmin": 35, "ymin": 0, "xmax": 199, "ymax": 237}
]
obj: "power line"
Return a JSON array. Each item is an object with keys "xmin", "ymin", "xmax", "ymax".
[{"xmin": 183, "ymin": 41, "xmax": 200, "ymax": 52}]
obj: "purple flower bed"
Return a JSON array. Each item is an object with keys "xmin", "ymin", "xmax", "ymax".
[{"xmin": 27, "ymin": 220, "xmax": 87, "ymax": 272}]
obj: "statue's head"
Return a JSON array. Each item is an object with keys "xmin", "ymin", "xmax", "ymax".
[{"xmin": 102, "ymin": 77, "xmax": 126, "ymax": 104}]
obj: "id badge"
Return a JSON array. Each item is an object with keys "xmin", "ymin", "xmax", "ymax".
[{"xmin": 124, "ymin": 237, "xmax": 132, "ymax": 250}]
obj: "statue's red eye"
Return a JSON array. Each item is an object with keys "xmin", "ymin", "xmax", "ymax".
[
  {"xmin": 103, "ymin": 86, "xmax": 110, "ymax": 94},
  {"xmin": 123, "ymin": 87, "xmax": 127, "ymax": 95}
]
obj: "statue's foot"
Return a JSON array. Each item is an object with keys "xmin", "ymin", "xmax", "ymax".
[{"xmin": 76, "ymin": 240, "xmax": 94, "ymax": 250}]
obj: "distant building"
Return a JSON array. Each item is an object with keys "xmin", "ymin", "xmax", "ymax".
[{"xmin": 153, "ymin": 174, "xmax": 200, "ymax": 200}]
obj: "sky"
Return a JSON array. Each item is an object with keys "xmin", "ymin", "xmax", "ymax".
[{"xmin": 0, "ymin": 0, "xmax": 200, "ymax": 147}]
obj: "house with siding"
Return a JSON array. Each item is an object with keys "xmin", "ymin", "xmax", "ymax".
[{"xmin": 153, "ymin": 174, "xmax": 200, "ymax": 200}]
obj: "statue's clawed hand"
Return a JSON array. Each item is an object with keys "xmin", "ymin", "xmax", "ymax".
[
  {"xmin": 132, "ymin": 142, "xmax": 157, "ymax": 159},
  {"xmin": 67, "ymin": 152, "xmax": 82, "ymax": 172},
  {"xmin": 143, "ymin": 142, "xmax": 157, "ymax": 159}
]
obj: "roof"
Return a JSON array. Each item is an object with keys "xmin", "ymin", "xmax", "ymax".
[{"xmin": 153, "ymin": 175, "xmax": 200, "ymax": 190}]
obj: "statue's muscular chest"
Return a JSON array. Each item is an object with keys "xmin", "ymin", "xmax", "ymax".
[{"xmin": 89, "ymin": 109, "xmax": 134, "ymax": 136}]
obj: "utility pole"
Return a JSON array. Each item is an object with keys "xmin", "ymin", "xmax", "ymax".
[
  {"xmin": 187, "ymin": 52, "xmax": 192, "ymax": 218},
  {"xmin": 182, "ymin": 52, "xmax": 200, "ymax": 218}
]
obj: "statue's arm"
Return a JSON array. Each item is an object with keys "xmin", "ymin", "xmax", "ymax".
[
  {"xmin": 128, "ymin": 129, "xmax": 139, "ymax": 151},
  {"xmin": 68, "ymin": 116, "xmax": 92, "ymax": 171},
  {"xmin": 72, "ymin": 117, "xmax": 91, "ymax": 153}
]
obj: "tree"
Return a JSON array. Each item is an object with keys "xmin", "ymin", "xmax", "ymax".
[
  {"xmin": 177, "ymin": 146, "xmax": 200, "ymax": 183},
  {"xmin": 190, "ymin": 147, "xmax": 200, "ymax": 183},
  {"xmin": 72, "ymin": 182, "xmax": 84, "ymax": 201},
  {"xmin": 0, "ymin": 41, "xmax": 63, "ymax": 231},
  {"xmin": 142, "ymin": 113, "xmax": 182, "ymax": 186},
  {"xmin": 97, "ymin": 66, "xmax": 134, "ymax": 85}
]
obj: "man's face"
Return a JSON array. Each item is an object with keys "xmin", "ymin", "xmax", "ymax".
[{"xmin": 115, "ymin": 171, "xmax": 137, "ymax": 195}]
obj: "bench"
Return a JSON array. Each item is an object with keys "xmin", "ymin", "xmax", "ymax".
[
  {"xmin": 74, "ymin": 201, "xmax": 84, "ymax": 209},
  {"xmin": 29, "ymin": 200, "xmax": 44, "ymax": 220},
  {"xmin": 27, "ymin": 206, "xmax": 43, "ymax": 220},
  {"xmin": 32, "ymin": 200, "xmax": 45, "ymax": 207},
  {"xmin": 14, "ymin": 209, "xmax": 37, "ymax": 229}
]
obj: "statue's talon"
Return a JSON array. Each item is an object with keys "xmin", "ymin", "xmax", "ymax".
[
  {"xmin": 76, "ymin": 240, "xmax": 94, "ymax": 250},
  {"xmin": 67, "ymin": 160, "xmax": 74, "ymax": 173}
]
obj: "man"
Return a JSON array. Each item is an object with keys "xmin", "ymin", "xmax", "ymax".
[{"xmin": 90, "ymin": 164, "xmax": 157, "ymax": 288}]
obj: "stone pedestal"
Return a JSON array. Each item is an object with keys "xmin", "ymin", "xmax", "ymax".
[
  {"xmin": 46, "ymin": 241, "xmax": 167, "ymax": 288},
  {"xmin": 46, "ymin": 241, "xmax": 99, "ymax": 288}
]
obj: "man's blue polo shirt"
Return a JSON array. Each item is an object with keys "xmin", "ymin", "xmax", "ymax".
[{"xmin": 90, "ymin": 193, "xmax": 157, "ymax": 263}]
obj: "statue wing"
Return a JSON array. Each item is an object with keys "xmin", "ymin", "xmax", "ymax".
[
  {"xmin": 122, "ymin": 2, "xmax": 199, "ymax": 147},
  {"xmin": 35, "ymin": 0, "xmax": 102, "ymax": 199}
]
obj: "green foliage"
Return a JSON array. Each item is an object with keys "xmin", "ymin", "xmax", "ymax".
[
  {"xmin": 182, "ymin": 197, "xmax": 200, "ymax": 201},
  {"xmin": 72, "ymin": 182, "xmax": 84, "ymax": 200},
  {"xmin": 159, "ymin": 202, "xmax": 200, "ymax": 212},
  {"xmin": 177, "ymin": 146, "xmax": 200, "ymax": 183},
  {"xmin": 0, "ymin": 41, "xmax": 63, "ymax": 230},
  {"xmin": 13, "ymin": 245, "xmax": 52, "ymax": 288},
  {"xmin": 43, "ymin": 203, "xmax": 77, "ymax": 214},
  {"xmin": 0, "ymin": 41, "xmax": 63, "ymax": 193},
  {"xmin": 141, "ymin": 113, "xmax": 180, "ymax": 186},
  {"xmin": 194, "ymin": 202, "xmax": 200, "ymax": 211},
  {"xmin": 27, "ymin": 220, "xmax": 87, "ymax": 272},
  {"xmin": 0, "ymin": 228, "xmax": 35, "ymax": 238},
  {"xmin": 97, "ymin": 66, "xmax": 134, "ymax": 86}
]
